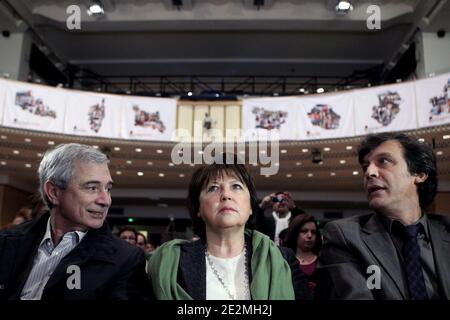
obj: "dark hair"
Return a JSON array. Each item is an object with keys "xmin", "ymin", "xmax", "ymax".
[
  {"xmin": 358, "ymin": 132, "xmax": 438, "ymax": 210},
  {"xmin": 187, "ymin": 154, "xmax": 258, "ymax": 240},
  {"xmin": 118, "ymin": 226, "xmax": 138, "ymax": 239},
  {"xmin": 285, "ymin": 214, "xmax": 322, "ymax": 255}
]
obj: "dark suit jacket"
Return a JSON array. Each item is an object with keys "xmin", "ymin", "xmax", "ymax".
[
  {"xmin": 255, "ymin": 206, "xmax": 305, "ymax": 240},
  {"xmin": 0, "ymin": 212, "xmax": 151, "ymax": 300},
  {"xmin": 175, "ymin": 232, "xmax": 312, "ymax": 300},
  {"xmin": 316, "ymin": 213, "xmax": 450, "ymax": 300}
]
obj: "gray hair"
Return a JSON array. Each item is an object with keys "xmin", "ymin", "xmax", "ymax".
[{"xmin": 38, "ymin": 143, "xmax": 109, "ymax": 208}]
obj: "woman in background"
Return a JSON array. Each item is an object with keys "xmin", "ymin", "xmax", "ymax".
[{"xmin": 285, "ymin": 214, "xmax": 322, "ymax": 292}]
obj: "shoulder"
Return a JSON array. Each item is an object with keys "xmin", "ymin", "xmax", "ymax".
[{"xmin": 324, "ymin": 213, "xmax": 375, "ymax": 233}]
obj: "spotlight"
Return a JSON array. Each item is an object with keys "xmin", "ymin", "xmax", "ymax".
[
  {"xmin": 87, "ymin": 2, "xmax": 104, "ymax": 16},
  {"xmin": 336, "ymin": 1, "xmax": 353, "ymax": 13}
]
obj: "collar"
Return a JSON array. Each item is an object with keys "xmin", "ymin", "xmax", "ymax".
[
  {"xmin": 272, "ymin": 211, "xmax": 291, "ymax": 222},
  {"xmin": 39, "ymin": 216, "xmax": 88, "ymax": 248},
  {"xmin": 379, "ymin": 212, "xmax": 430, "ymax": 240}
]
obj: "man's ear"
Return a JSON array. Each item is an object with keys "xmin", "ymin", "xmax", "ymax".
[
  {"xmin": 44, "ymin": 181, "xmax": 61, "ymax": 207},
  {"xmin": 414, "ymin": 172, "xmax": 428, "ymax": 184}
]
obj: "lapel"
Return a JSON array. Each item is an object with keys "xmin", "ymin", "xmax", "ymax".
[
  {"xmin": 5, "ymin": 213, "xmax": 48, "ymax": 298},
  {"xmin": 427, "ymin": 215, "xmax": 450, "ymax": 299},
  {"xmin": 361, "ymin": 214, "xmax": 407, "ymax": 299},
  {"xmin": 43, "ymin": 223, "xmax": 116, "ymax": 293},
  {"xmin": 179, "ymin": 240, "xmax": 206, "ymax": 300}
]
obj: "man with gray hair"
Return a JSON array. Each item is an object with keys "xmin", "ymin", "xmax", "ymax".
[{"xmin": 0, "ymin": 143, "xmax": 151, "ymax": 300}]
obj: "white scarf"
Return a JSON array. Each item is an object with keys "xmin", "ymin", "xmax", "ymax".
[{"xmin": 272, "ymin": 211, "xmax": 291, "ymax": 245}]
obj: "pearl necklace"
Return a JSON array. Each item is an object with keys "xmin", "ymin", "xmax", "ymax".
[{"xmin": 205, "ymin": 243, "xmax": 249, "ymax": 300}]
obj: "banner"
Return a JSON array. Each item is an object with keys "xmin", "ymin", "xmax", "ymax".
[
  {"xmin": 415, "ymin": 72, "xmax": 450, "ymax": 128},
  {"xmin": 242, "ymin": 96, "xmax": 298, "ymax": 141},
  {"xmin": 2, "ymin": 80, "xmax": 66, "ymax": 133},
  {"xmin": 121, "ymin": 96, "xmax": 177, "ymax": 141},
  {"xmin": 64, "ymin": 91, "xmax": 122, "ymax": 139},
  {"xmin": 353, "ymin": 82, "xmax": 418, "ymax": 136},
  {"xmin": 296, "ymin": 92, "xmax": 355, "ymax": 140}
]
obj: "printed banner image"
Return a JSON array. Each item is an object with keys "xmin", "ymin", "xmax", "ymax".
[
  {"xmin": 121, "ymin": 96, "xmax": 177, "ymax": 141},
  {"xmin": 242, "ymin": 96, "xmax": 298, "ymax": 141},
  {"xmin": 415, "ymin": 72, "xmax": 450, "ymax": 128},
  {"xmin": 64, "ymin": 91, "xmax": 122, "ymax": 139},
  {"xmin": 296, "ymin": 93, "xmax": 355, "ymax": 140},
  {"xmin": 2, "ymin": 79, "xmax": 66, "ymax": 133},
  {"xmin": 353, "ymin": 82, "xmax": 418, "ymax": 135}
]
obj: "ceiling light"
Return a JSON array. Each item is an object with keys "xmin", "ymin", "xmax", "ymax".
[
  {"xmin": 116, "ymin": 171, "xmax": 122, "ymax": 175},
  {"xmin": 286, "ymin": 174, "xmax": 292, "ymax": 178},
  {"xmin": 168, "ymin": 162, "xmax": 174, "ymax": 167},
  {"xmin": 330, "ymin": 172, "xmax": 336, "ymax": 176},
  {"xmin": 436, "ymin": 151, "xmax": 443, "ymax": 155},
  {"xmin": 159, "ymin": 173, "xmax": 165, "ymax": 177},
  {"xmin": 48, "ymin": 141, "xmax": 55, "ymax": 145},
  {"xmin": 307, "ymin": 173, "xmax": 314, "ymax": 177},
  {"xmin": 114, "ymin": 147, "xmax": 121, "ymax": 151},
  {"xmin": 87, "ymin": 2, "xmax": 104, "ymax": 16},
  {"xmin": 353, "ymin": 171, "xmax": 359, "ymax": 175},
  {"xmin": 187, "ymin": 91, "xmax": 193, "ymax": 96},
  {"xmin": 302, "ymin": 148, "xmax": 309, "ymax": 153},
  {"xmin": 443, "ymin": 135, "xmax": 450, "ymax": 140},
  {"xmin": 340, "ymin": 160, "xmax": 346, "ymax": 164},
  {"xmin": 1, "ymin": 135, "xmax": 6, "ymax": 139},
  {"xmin": 281, "ymin": 149, "xmax": 287, "ymax": 154},
  {"xmin": 298, "ymin": 88, "xmax": 305, "ymax": 93},
  {"xmin": 346, "ymin": 146, "xmax": 353, "ymax": 150},
  {"xmin": 137, "ymin": 172, "xmax": 144, "ymax": 176},
  {"xmin": 336, "ymin": 1, "xmax": 353, "ymax": 12},
  {"xmin": 417, "ymin": 138, "xmax": 425, "ymax": 142},
  {"xmin": 13, "ymin": 150, "xmax": 19, "ymax": 154},
  {"xmin": 24, "ymin": 138, "xmax": 31, "ymax": 143},
  {"xmin": 323, "ymin": 147, "xmax": 331, "ymax": 151},
  {"xmin": 156, "ymin": 149, "xmax": 163, "ymax": 154},
  {"xmin": 25, "ymin": 164, "xmax": 31, "ymax": 168},
  {"xmin": 296, "ymin": 162, "xmax": 302, "ymax": 166},
  {"xmin": 135, "ymin": 148, "xmax": 142, "ymax": 152},
  {"xmin": 37, "ymin": 153, "xmax": 43, "ymax": 157},
  {"xmin": 179, "ymin": 174, "xmax": 185, "ymax": 178},
  {"xmin": 0, "ymin": 161, "xmax": 6, "ymax": 165},
  {"xmin": 316, "ymin": 88, "xmax": 325, "ymax": 94},
  {"xmin": 147, "ymin": 161, "xmax": 153, "ymax": 165},
  {"xmin": 92, "ymin": 145, "xmax": 99, "ymax": 149},
  {"xmin": 126, "ymin": 160, "xmax": 132, "ymax": 164}
]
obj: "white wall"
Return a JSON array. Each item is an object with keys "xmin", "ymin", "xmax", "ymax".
[
  {"xmin": 416, "ymin": 31, "xmax": 450, "ymax": 79},
  {"xmin": 0, "ymin": 31, "xmax": 31, "ymax": 80}
]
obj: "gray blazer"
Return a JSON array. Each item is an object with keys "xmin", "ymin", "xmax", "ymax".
[{"xmin": 316, "ymin": 213, "xmax": 450, "ymax": 300}]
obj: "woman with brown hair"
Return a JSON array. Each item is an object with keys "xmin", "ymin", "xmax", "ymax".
[
  {"xmin": 147, "ymin": 154, "xmax": 310, "ymax": 300},
  {"xmin": 285, "ymin": 214, "xmax": 322, "ymax": 291}
]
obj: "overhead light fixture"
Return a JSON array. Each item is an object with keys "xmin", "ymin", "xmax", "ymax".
[
  {"xmin": 336, "ymin": 1, "xmax": 353, "ymax": 12},
  {"xmin": 316, "ymin": 88, "xmax": 325, "ymax": 94},
  {"xmin": 87, "ymin": 2, "xmax": 104, "ymax": 16}
]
